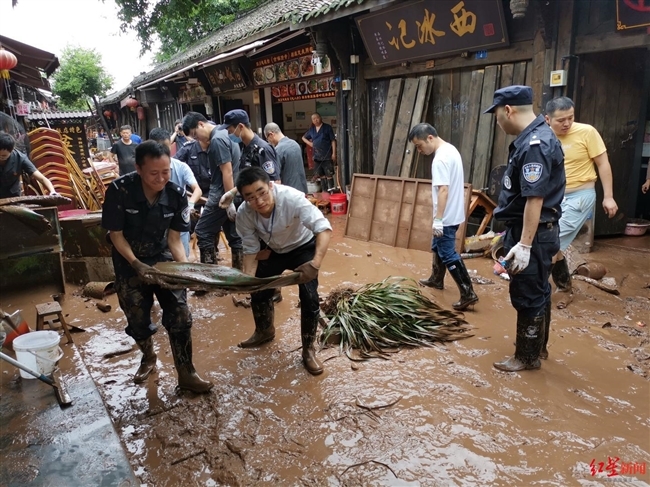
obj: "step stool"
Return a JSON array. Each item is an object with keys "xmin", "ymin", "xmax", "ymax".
[{"xmin": 35, "ymin": 301, "xmax": 73, "ymax": 344}]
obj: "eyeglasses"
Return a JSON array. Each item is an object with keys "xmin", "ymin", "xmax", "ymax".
[{"xmin": 244, "ymin": 188, "xmax": 269, "ymax": 203}]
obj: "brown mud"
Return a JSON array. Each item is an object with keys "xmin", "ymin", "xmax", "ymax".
[{"xmin": 1, "ymin": 220, "xmax": 649, "ymax": 486}]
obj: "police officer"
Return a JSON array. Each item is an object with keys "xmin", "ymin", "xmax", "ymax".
[
  {"xmin": 484, "ymin": 85, "xmax": 565, "ymax": 372},
  {"xmin": 175, "ymin": 139, "xmax": 212, "ymax": 197},
  {"xmin": 102, "ymin": 140, "xmax": 212, "ymax": 393},
  {"xmin": 182, "ymin": 112, "xmax": 242, "ymax": 268}
]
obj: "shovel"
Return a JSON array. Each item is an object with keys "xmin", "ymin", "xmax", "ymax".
[{"xmin": 0, "ymin": 351, "xmax": 73, "ymax": 407}]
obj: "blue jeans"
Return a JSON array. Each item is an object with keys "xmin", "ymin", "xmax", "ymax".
[
  {"xmin": 181, "ymin": 231, "xmax": 190, "ymax": 258},
  {"xmin": 558, "ymin": 188, "xmax": 596, "ymax": 251},
  {"xmin": 432, "ymin": 225, "xmax": 460, "ymax": 265}
]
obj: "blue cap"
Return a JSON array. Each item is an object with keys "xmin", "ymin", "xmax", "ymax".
[
  {"xmin": 484, "ymin": 85, "xmax": 533, "ymax": 113},
  {"xmin": 220, "ymin": 109, "xmax": 249, "ymax": 130}
]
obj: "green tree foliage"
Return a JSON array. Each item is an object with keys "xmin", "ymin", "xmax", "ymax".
[
  {"xmin": 51, "ymin": 46, "xmax": 114, "ymax": 110},
  {"xmin": 113, "ymin": 0, "xmax": 267, "ymax": 63}
]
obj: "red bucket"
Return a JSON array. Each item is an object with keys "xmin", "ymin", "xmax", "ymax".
[{"xmin": 330, "ymin": 193, "xmax": 347, "ymax": 215}]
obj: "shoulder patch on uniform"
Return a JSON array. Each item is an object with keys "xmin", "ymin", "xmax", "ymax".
[
  {"xmin": 529, "ymin": 138, "xmax": 541, "ymax": 145},
  {"xmin": 504, "ymin": 175, "xmax": 512, "ymax": 190},
  {"xmin": 523, "ymin": 163, "xmax": 543, "ymax": 183},
  {"xmin": 182, "ymin": 206, "xmax": 190, "ymax": 223},
  {"xmin": 262, "ymin": 160, "xmax": 275, "ymax": 175}
]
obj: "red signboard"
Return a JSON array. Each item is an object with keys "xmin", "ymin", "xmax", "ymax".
[
  {"xmin": 616, "ymin": 0, "xmax": 650, "ymax": 30},
  {"xmin": 270, "ymin": 77, "xmax": 336, "ymax": 103},
  {"xmin": 356, "ymin": 0, "xmax": 509, "ymax": 66},
  {"xmin": 251, "ymin": 44, "xmax": 332, "ymax": 87}
]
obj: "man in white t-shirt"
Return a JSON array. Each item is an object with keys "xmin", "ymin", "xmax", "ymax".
[{"xmin": 409, "ymin": 123, "xmax": 478, "ymax": 311}]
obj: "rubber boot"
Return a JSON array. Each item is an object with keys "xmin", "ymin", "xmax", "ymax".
[
  {"xmin": 447, "ymin": 259, "xmax": 479, "ymax": 311},
  {"xmin": 231, "ymin": 248, "xmax": 243, "ymax": 271},
  {"xmin": 419, "ymin": 252, "xmax": 445, "ymax": 289},
  {"xmin": 133, "ymin": 337, "xmax": 157, "ymax": 384},
  {"xmin": 301, "ymin": 313, "xmax": 323, "ymax": 375},
  {"xmin": 239, "ymin": 299, "xmax": 275, "ymax": 348},
  {"xmin": 200, "ymin": 246, "xmax": 217, "ymax": 264},
  {"xmin": 493, "ymin": 314, "xmax": 544, "ymax": 372},
  {"xmin": 320, "ymin": 177, "xmax": 329, "ymax": 193},
  {"xmin": 325, "ymin": 177, "xmax": 336, "ymax": 192},
  {"xmin": 539, "ymin": 301, "xmax": 552, "ymax": 360},
  {"xmin": 551, "ymin": 258, "xmax": 573, "ymax": 309},
  {"xmin": 168, "ymin": 330, "xmax": 213, "ymax": 393},
  {"xmin": 272, "ymin": 288, "xmax": 283, "ymax": 303}
]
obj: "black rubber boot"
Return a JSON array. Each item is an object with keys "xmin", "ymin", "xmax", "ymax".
[
  {"xmin": 539, "ymin": 301, "xmax": 552, "ymax": 360},
  {"xmin": 301, "ymin": 312, "xmax": 323, "ymax": 375},
  {"xmin": 551, "ymin": 257, "xmax": 573, "ymax": 309},
  {"xmin": 239, "ymin": 299, "xmax": 275, "ymax": 348},
  {"xmin": 133, "ymin": 337, "xmax": 157, "ymax": 384},
  {"xmin": 200, "ymin": 247, "xmax": 217, "ymax": 265},
  {"xmin": 419, "ymin": 252, "xmax": 445, "ymax": 289},
  {"xmin": 320, "ymin": 177, "xmax": 329, "ymax": 193},
  {"xmin": 493, "ymin": 314, "xmax": 544, "ymax": 372},
  {"xmin": 447, "ymin": 259, "xmax": 479, "ymax": 311},
  {"xmin": 168, "ymin": 330, "xmax": 213, "ymax": 393},
  {"xmin": 231, "ymin": 248, "xmax": 243, "ymax": 271}
]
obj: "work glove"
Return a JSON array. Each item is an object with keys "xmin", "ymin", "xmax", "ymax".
[
  {"xmin": 131, "ymin": 259, "xmax": 159, "ymax": 283},
  {"xmin": 294, "ymin": 261, "xmax": 319, "ymax": 284},
  {"xmin": 503, "ymin": 242, "xmax": 532, "ymax": 274},
  {"xmin": 432, "ymin": 218, "xmax": 444, "ymax": 238},
  {"xmin": 227, "ymin": 202, "xmax": 237, "ymax": 221},
  {"xmin": 219, "ymin": 189, "xmax": 236, "ymax": 209}
]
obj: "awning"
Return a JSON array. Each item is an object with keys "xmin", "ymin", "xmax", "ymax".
[
  {"xmin": 136, "ymin": 62, "xmax": 199, "ymax": 91},
  {"xmin": 0, "ymin": 35, "xmax": 59, "ymax": 90}
]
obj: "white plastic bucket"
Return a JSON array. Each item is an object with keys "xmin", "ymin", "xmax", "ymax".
[{"xmin": 12, "ymin": 331, "xmax": 62, "ymax": 379}]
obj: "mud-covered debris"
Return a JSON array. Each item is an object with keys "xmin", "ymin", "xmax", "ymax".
[
  {"xmin": 96, "ymin": 302, "xmax": 112, "ymax": 313},
  {"xmin": 366, "ymin": 251, "xmax": 372, "ymax": 257},
  {"xmin": 602, "ymin": 322, "xmax": 612, "ymax": 328}
]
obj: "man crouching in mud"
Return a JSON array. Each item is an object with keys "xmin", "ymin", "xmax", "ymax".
[
  {"xmin": 235, "ymin": 166, "xmax": 332, "ymax": 375},
  {"xmin": 102, "ymin": 140, "xmax": 212, "ymax": 393}
]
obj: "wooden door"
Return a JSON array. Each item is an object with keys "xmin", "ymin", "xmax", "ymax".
[{"xmin": 577, "ymin": 49, "xmax": 647, "ymax": 236}]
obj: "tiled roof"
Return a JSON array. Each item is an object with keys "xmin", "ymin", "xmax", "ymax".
[
  {"xmin": 26, "ymin": 111, "xmax": 92, "ymax": 120},
  {"xmin": 132, "ymin": 1, "xmax": 371, "ymax": 84}
]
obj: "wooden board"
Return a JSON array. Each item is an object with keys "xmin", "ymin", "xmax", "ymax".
[
  {"xmin": 401, "ymin": 76, "xmax": 432, "ymax": 178},
  {"xmin": 373, "ymin": 78, "xmax": 403, "ymax": 175},
  {"xmin": 345, "ymin": 174, "xmax": 472, "ymax": 255},
  {"xmin": 459, "ymin": 69, "xmax": 484, "ymax": 183},
  {"xmin": 491, "ymin": 63, "xmax": 514, "ymax": 169},
  {"xmin": 386, "ymin": 78, "xmax": 419, "ymax": 176},
  {"xmin": 449, "ymin": 70, "xmax": 462, "ymax": 149},
  {"xmin": 471, "ymin": 65, "xmax": 499, "ymax": 188}
]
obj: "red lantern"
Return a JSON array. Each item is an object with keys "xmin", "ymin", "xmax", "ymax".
[
  {"xmin": 125, "ymin": 97, "xmax": 139, "ymax": 110},
  {"xmin": 103, "ymin": 109, "xmax": 112, "ymax": 118},
  {"xmin": 136, "ymin": 106, "xmax": 145, "ymax": 120},
  {"xmin": 0, "ymin": 48, "xmax": 18, "ymax": 80}
]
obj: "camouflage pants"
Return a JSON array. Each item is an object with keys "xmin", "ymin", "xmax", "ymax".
[{"xmin": 112, "ymin": 252, "xmax": 191, "ymax": 341}]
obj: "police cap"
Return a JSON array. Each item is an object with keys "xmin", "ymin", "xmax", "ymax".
[
  {"xmin": 219, "ymin": 109, "xmax": 250, "ymax": 130},
  {"xmin": 484, "ymin": 85, "xmax": 533, "ymax": 114}
]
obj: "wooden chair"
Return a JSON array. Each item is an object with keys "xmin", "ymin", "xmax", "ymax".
[{"xmin": 35, "ymin": 301, "xmax": 73, "ymax": 344}]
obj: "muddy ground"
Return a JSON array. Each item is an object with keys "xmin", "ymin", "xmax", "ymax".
[{"xmin": 2, "ymin": 218, "xmax": 649, "ymax": 486}]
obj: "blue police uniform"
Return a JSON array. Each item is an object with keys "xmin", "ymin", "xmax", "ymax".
[
  {"xmin": 487, "ymin": 85, "xmax": 565, "ymax": 371},
  {"xmin": 102, "ymin": 172, "xmax": 191, "ymax": 341},
  {"xmin": 0, "ymin": 149, "xmax": 38, "ymax": 198},
  {"xmin": 241, "ymin": 134, "xmax": 280, "ymax": 180},
  {"xmin": 175, "ymin": 140, "xmax": 212, "ymax": 195}
]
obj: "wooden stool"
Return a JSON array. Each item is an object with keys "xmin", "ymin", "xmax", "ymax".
[
  {"xmin": 36, "ymin": 301, "xmax": 73, "ymax": 344},
  {"xmin": 469, "ymin": 190, "xmax": 497, "ymax": 236}
]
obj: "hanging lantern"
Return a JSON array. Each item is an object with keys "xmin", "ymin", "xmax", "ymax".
[
  {"xmin": 136, "ymin": 106, "xmax": 145, "ymax": 121},
  {"xmin": 0, "ymin": 48, "xmax": 18, "ymax": 80},
  {"xmin": 125, "ymin": 97, "xmax": 139, "ymax": 111},
  {"xmin": 103, "ymin": 109, "xmax": 112, "ymax": 118}
]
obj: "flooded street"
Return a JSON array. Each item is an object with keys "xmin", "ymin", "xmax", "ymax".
[{"xmin": 2, "ymin": 217, "xmax": 649, "ymax": 486}]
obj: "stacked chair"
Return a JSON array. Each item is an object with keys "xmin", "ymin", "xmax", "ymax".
[{"xmin": 26, "ymin": 128, "xmax": 106, "ymax": 212}]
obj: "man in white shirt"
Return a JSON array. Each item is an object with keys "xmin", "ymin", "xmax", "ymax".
[
  {"xmin": 149, "ymin": 128, "xmax": 202, "ymax": 257},
  {"xmin": 235, "ymin": 166, "xmax": 332, "ymax": 375},
  {"xmin": 409, "ymin": 123, "xmax": 478, "ymax": 311}
]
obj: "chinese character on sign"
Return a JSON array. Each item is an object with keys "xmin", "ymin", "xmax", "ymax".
[
  {"xmin": 450, "ymin": 1, "xmax": 477, "ymax": 37},
  {"xmin": 417, "ymin": 9, "xmax": 446, "ymax": 45}
]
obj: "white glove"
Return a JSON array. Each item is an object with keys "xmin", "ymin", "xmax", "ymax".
[
  {"xmin": 227, "ymin": 202, "xmax": 237, "ymax": 221},
  {"xmin": 188, "ymin": 201, "xmax": 195, "ymax": 210},
  {"xmin": 219, "ymin": 190, "xmax": 236, "ymax": 209},
  {"xmin": 504, "ymin": 242, "xmax": 532, "ymax": 274},
  {"xmin": 432, "ymin": 218, "xmax": 444, "ymax": 238}
]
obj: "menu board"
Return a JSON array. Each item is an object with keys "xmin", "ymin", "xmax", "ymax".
[
  {"xmin": 178, "ymin": 84, "xmax": 207, "ymax": 104},
  {"xmin": 252, "ymin": 44, "xmax": 332, "ymax": 87},
  {"xmin": 203, "ymin": 61, "xmax": 247, "ymax": 95},
  {"xmin": 271, "ymin": 76, "xmax": 336, "ymax": 102},
  {"xmin": 48, "ymin": 120, "xmax": 90, "ymax": 170}
]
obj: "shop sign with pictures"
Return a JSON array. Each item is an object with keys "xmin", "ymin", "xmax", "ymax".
[
  {"xmin": 203, "ymin": 60, "xmax": 247, "ymax": 95},
  {"xmin": 251, "ymin": 44, "xmax": 336, "ymax": 101},
  {"xmin": 356, "ymin": 0, "xmax": 509, "ymax": 66}
]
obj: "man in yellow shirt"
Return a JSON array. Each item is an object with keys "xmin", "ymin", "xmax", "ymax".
[{"xmin": 545, "ymin": 97, "xmax": 618, "ymax": 311}]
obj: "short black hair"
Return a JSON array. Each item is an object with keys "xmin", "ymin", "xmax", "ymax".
[
  {"xmin": 0, "ymin": 132, "xmax": 16, "ymax": 152},
  {"xmin": 149, "ymin": 127, "xmax": 170, "ymax": 143},
  {"xmin": 236, "ymin": 166, "xmax": 270, "ymax": 194},
  {"xmin": 135, "ymin": 140, "xmax": 170, "ymax": 167},
  {"xmin": 120, "ymin": 125, "xmax": 132, "ymax": 132},
  {"xmin": 181, "ymin": 111, "xmax": 208, "ymax": 136},
  {"xmin": 408, "ymin": 123, "xmax": 438, "ymax": 141},
  {"xmin": 545, "ymin": 97, "xmax": 575, "ymax": 117}
]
